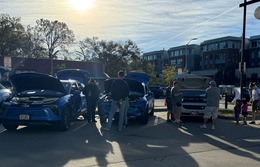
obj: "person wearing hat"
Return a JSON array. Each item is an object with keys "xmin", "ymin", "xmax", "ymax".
[
  {"xmin": 200, "ymin": 80, "xmax": 221, "ymax": 130},
  {"xmin": 249, "ymin": 82, "xmax": 260, "ymax": 124}
]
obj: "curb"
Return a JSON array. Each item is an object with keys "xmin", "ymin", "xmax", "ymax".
[{"xmin": 154, "ymin": 106, "xmax": 234, "ymax": 120}]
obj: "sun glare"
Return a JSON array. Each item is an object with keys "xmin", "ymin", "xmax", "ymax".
[{"xmin": 68, "ymin": 0, "xmax": 95, "ymax": 12}]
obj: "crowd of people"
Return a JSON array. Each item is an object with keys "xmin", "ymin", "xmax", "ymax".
[
  {"xmin": 165, "ymin": 80, "xmax": 222, "ymax": 130},
  {"xmin": 233, "ymin": 82, "xmax": 260, "ymax": 125},
  {"xmin": 1, "ymin": 70, "xmax": 259, "ymax": 131},
  {"xmin": 82, "ymin": 70, "xmax": 130, "ymax": 132}
]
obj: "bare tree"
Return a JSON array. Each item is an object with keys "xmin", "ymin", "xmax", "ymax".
[{"xmin": 34, "ymin": 19, "xmax": 75, "ymax": 74}]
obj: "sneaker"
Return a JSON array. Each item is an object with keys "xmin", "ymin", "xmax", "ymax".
[
  {"xmin": 249, "ymin": 121, "xmax": 256, "ymax": 124},
  {"xmin": 200, "ymin": 124, "xmax": 207, "ymax": 129},
  {"xmin": 211, "ymin": 125, "xmax": 215, "ymax": 130}
]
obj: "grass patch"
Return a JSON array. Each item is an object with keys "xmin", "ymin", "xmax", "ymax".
[
  {"xmin": 219, "ymin": 109, "xmax": 234, "ymax": 117},
  {"xmin": 219, "ymin": 108, "xmax": 252, "ymax": 118}
]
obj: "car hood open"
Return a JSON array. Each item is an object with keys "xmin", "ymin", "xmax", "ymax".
[
  {"xmin": 175, "ymin": 74, "xmax": 212, "ymax": 90},
  {"xmin": 10, "ymin": 72, "xmax": 67, "ymax": 94},
  {"xmin": 104, "ymin": 78, "xmax": 144, "ymax": 95},
  {"xmin": 124, "ymin": 72, "xmax": 151, "ymax": 84}
]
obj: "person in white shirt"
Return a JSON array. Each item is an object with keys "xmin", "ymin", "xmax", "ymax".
[{"xmin": 249, "ymin": 82, "xmax": 260, "ymax": 124}]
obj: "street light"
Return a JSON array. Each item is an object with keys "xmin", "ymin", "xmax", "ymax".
[
  {"xmin": 255, "ymin": 6, "xmax": 260, "ymax": 19},
  {"xmin": 185, "ymin": 38, "xmax": 198, "ymax": 71}
]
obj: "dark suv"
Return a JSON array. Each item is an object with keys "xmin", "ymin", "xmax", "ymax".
[{"xmin": 149, "ymin": 86, "xmax": 164, "ymax": 98}]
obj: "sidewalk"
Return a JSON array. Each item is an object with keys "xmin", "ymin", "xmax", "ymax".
[{"xmin": 154, "ymin": 99, "xmax": 260, "ymax": 122}]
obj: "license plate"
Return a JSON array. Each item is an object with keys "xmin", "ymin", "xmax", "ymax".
[
  {"xmin": 191, "ymin": 111, "xmax": 199, "ymax": 115},
  {"xmin": 19, "ymin": 114, "xmax": 30, "ymax": 120}
]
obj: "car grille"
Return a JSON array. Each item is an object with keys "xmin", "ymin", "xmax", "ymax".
[{"xmin": 183, "ymin": 105, "xmax": 205, "ymax": 110}]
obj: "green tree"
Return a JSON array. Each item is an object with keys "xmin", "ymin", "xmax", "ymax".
[
  {"xmin": 0, "ymin": 14, "xmax": 28, "ymax": 57},
  {"xmin": 76, "ymin": 38, "xmax": 141, "ymax": 77},
  {"xmin": 161, "ymin": 66, "xmax": 177, "ymax": 85}
]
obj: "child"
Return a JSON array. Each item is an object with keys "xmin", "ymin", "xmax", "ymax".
[
  {"xmin": 234, "ymin": 100, "xmax": 241, "ymax": 124},
  {"xmin": 241, "ymin": 100, "xmax": 251, "ymax": 125}
]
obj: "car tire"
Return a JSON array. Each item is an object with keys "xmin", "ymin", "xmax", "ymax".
[
  {"xmin": 58, "ymin": 107, "xmax": 71, "ymax": 131},
  {"xmin": 149, "ymin": 104, "xmax": 154, "ymax": 116},
  {"xmin": 3, "ymin": 123, "xmax": 18, "ymax": 131},
  {"xmin": 139, "ymin": 108, "xmax": 149, "ymax": 124}
]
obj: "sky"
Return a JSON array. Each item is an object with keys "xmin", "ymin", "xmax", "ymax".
[{"xmin": 0, "ymin": 0, "xmax": 260, "ymax": 53}]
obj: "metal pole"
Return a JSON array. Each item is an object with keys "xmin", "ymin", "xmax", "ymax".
[
  {"xmin": 240, "ymin": 0, "xmax": 247, "ymax": 99},
  {"xmin": 185, "ymin": 44, "xmax": 188, "ymax": 71},
  {"xmin": 185, "ymin": 38, "xmax": 198, "ymax": 72}
]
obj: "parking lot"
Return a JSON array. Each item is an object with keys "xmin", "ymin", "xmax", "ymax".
[{"xmin": 0, "ymin": 99, "xmax": 259, "ymax": 167}]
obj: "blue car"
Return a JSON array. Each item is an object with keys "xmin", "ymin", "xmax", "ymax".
[
  {"xmin": 98, "ymin": 72, "xmax": 154, "ymax": 125},
  {"xmin": 0, "ymin": 73, "xmax": 87, "ymax": 131}
]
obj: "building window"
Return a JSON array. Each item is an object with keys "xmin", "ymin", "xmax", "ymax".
[
  {"xmin": 251, "ymin": 41, "xmax": 257, "ymax": 48},
  {"xmin": 170, "ymin": 60, "xmax": 175, "ymax": 65},
  {"xmin": 220, "ymin": 42, "xmax": 228, "ymax": 49},
  {"xmin": 251, "ymin": 52, "xmax": 255, "ymax": 59},
  {"xmin": 177, "ymin": 59, "xmax": 182, "ymax": 64}
]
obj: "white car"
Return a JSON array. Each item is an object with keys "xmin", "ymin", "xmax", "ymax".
[{"xmin": 174, "ymin": 74, "xmax": 213, "ymax": 118}]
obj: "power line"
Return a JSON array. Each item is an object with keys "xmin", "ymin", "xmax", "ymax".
[{"xmin": 141, "ymin": 5, "xmax": 238, "ymax": 52}]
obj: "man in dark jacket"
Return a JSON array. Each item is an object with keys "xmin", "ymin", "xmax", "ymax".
[
  {"xmin": 103, "ymin": 70, "xmax": 129, "ymax": 131},
  {"xmin": 83, "ymin": 79, "xmax": 100, "ymax": 123}
]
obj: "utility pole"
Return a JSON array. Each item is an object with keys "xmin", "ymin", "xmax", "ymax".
[{"xmin": 239, "ymin": 0, "xmax": 260, "ymax": 99}]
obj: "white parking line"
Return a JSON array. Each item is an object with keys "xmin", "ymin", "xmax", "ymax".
[{"xmin": 154, "ymin": 115, "xmax": 159, "ymax": 125}]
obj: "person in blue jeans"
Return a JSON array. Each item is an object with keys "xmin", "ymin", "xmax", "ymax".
[{"xmin": 103, "ymin": 70, "xmax": 129, "ymax": 131}]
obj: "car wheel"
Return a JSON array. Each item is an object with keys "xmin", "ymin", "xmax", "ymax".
[
  {"xmin": 149, "ymin": 104, "xmax": 154, "ymax": 116},
  {"xmin": 3, "ymin": 123, "xmax": 18, "ymax": 131},
  {"xmin": 58, "ymin": 107, "xmax": 71, "ymax": 131},
  {"xmin": 139, "ymin": 108, "xmax": 149, "ymax": 124}
]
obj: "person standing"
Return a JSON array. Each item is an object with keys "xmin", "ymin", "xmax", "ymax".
[
  {"xmin": 165, "ymin": 81, "xmax": 173, "ymax": 122},
  {"xmin": 171, "ymin": 81, "xmax": 182, "ymax": 123},
  {"xmin": 103, "ymin": 70, "xmax": 129, "ymax": 131},
  {"xmin": 249, "ymin": 82, "xmax": 260, "ymax": 124},
  {"xmin": 233, "ymin": 100, "xmax": 241, "ymax": 125},
  {"xmin": 241, "ymin": 100, "xmax": 251, "ymax": 125},
  {"xmin": 200, "ymin": 81, "xmax": 221, "ymax": 130},
  {"xmin": 83, "ymin": 79, "xmax": 100, "ymax": 123}
]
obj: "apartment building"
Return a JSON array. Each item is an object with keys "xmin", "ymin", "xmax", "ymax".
[
  {"xmin": 143, "ymin": 35, "xmax": 260, "ymax": 86},
  {"xmin": 244, "ymin": 35, "xmax": 260, "ymax": 83},
  {"xmin": 142, "ymin": 49, "xmax": 168, "ymax": 76},
  {"xmin": 167, "ymin": 44, "xmax": 201, "ymax": 71}
]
